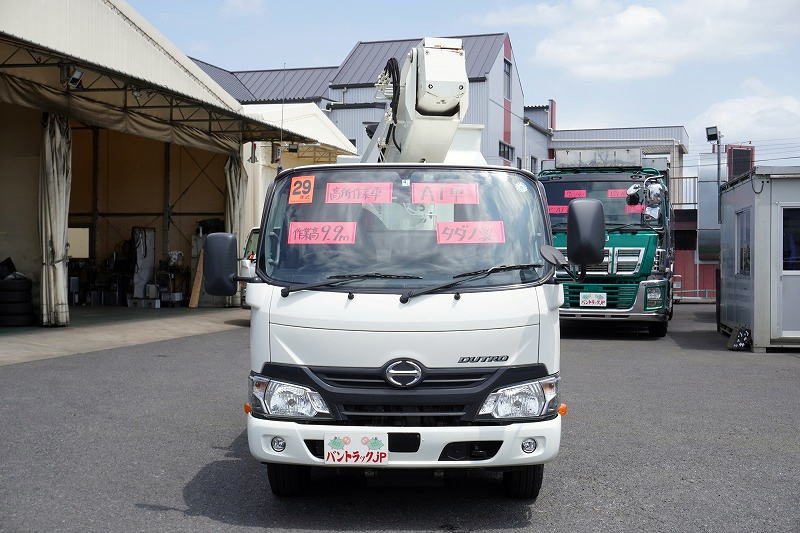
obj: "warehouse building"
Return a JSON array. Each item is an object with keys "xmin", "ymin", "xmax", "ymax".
[{"xmin": 0, "ymin": 0, "xmax": 358, "ymax": 326}]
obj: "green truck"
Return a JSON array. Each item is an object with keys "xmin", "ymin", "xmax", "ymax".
[{"xmin": 539, "ymin": 149, "xmax": 673, "ymax": 337}]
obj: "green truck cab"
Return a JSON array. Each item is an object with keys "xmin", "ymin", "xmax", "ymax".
[{"xmin": 540, "ymin": 151, "xmax": 673, "ymax": 337}]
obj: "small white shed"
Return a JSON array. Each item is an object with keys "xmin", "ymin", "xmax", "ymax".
[{"xmin": 719, "ymin": 166, "xmax": 800, "ymax": 351}]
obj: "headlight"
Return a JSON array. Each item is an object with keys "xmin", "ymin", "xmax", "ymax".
[
  {"xmin": 646, "ymin": 286, "xmax": 663, "ymax": 308},
  {"xmin": 249, "ymin": 375, "xmax": 331, "ymax": 419},
  {"xmin": 478, "ymin": 375, "xmax": 560, "ymax": 419}
]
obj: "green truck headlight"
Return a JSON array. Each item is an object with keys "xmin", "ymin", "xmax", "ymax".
[{"xmin": 646, "ymin": 286, "xmax": 663, "ymax": 308}]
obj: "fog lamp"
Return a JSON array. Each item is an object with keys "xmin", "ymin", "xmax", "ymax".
[
  {"xmin": 271, "ymin": 436, "xmax": 286, "ymax": 452},
  {"xmin": 521, "ymin": 438, "xmax": 537, "ymax": 454}
]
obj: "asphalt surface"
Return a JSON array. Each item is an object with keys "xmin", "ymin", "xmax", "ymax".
[{"xmin": 0, "ymin": 304, "xmax": 798, "ymax": 532}]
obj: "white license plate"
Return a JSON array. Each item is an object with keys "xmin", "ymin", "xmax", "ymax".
[
  {"xmin": 579, "ymin": 292, "xmax": 607, "ymax": 307},
  {"xmin": 323, "ymin": 433, "xmax": 389, "ymax": 464}
]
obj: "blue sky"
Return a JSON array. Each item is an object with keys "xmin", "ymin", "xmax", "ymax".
[{"xmin": 129, "ymin": 0, "xmax": 800, "ymax": 166}]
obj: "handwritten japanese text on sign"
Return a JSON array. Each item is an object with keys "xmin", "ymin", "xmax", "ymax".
[
  {"xmin": 564, "ymin": 189, "xmax": 586, "ymax": 198},
  {"xmin": 325, "ymin": 182, "xmax": 393, "ymax": 203},
  {"xmin": 548, "ymin": 205, "xmax": 568, "ymax": 214},
  {"xmin": 288, "ymin": 175, "xmax": 315, "ymax": 204},
  {"xmin": 287, "ymin": 222, "xmax": 357, "ymax": 245},
  {"xmin": 411, "ymin": 183, "xmax": 479, "ymax": 204},
  {"xmin": 607, "ymin": 189, "xmax": 627, "ymax": 198},
  {"xmin": 436, "ymin": 221, "xmax": 505, "ymax": 244}
]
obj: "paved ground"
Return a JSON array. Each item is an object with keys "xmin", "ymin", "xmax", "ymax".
[
  {"xmin": 0, "ymin": 305, "xmax": 798, "ymax": 532},
  {"xmin": 0, "ymin": 306, "xmax": 249, "ymax": 366}
]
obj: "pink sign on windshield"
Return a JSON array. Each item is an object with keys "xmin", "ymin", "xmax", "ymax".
[
  {"xmin": 625, "ymin": 205, "xmax": 644, "ymax": 214},
  {"xmin": 548, "ymin": 205, "xmax": 568, "ymax": 214},
  {"xmin": 325, "ymin": 182, "xmax": 393, "ymax": 203},
  {"xmin": 436, "ymin": 221, "xmax": 505, "ymax": 244},
  {"xmin": 564, "ymin": 189, "xmax": 586, "ymax": 198},
  {"xmin": 287, "ymin": 222, "xmax": 357, "ymax": 244},
  {"xmin": 607, "ymin": 189, "xmax": 627, "ymax": 198},
  {"xmin": 412, "ymin": 183, "xmax": 479, "ymax": 204}
]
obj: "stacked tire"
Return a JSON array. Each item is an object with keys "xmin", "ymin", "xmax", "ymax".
[{"xmin": 0, "ymin": 278, "xmax": 35, "ymax": 327}]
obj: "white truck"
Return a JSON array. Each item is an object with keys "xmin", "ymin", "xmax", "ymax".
[{"xmin": 204, "ymin": 38, "xmax": 605, "ymax": 499}]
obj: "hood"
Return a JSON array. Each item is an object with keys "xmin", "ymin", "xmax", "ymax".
[
  {"xmin": 268, "ymin": 285, "xmax": 541, "ymax": 331},
  {"xmin": 244, "ymin": 284, "xmax": 561, "ymax": 371}
]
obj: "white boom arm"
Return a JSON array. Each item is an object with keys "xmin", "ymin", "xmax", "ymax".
[{"xmin": 355, "ymin": 38, "xmax": 486, "ymax": 165}]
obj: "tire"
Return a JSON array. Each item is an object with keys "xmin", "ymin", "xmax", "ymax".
[
  {"xmin": 503, "ymin": 464, "xmax": 544, "ymax": 500},
  {"xmin": 266, "ymin": 463, "xmax": 310, "ymax": 497},
  {"xmin": 0, "ymin": 302, "xmax": 34, "ymax": 315},
  {"xmin": 0, "ymin": 291, "xmax": 31, "ymax": 303},
  {"xmin": 0, "ymin": 314, "xmax": 35, "ymax": 327},
  {"xmin": 648, "ymin": 322, "xmax": 668, "ymax": 337},
  {"xmin": 0, "ymin": 278, "xmax": 32, "ymax": 292}
]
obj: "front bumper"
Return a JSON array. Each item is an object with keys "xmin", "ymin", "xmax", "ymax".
[
  {"xmin": 560, "ymin": 279, "xmax": 668, "ymax": 322},
  {"xmin": 247, "ymin": 415, "xmax": 561, "ymax": 468}
]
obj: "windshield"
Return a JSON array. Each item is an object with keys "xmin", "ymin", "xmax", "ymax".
[
  {"xmin": 542, "ymin": 178, "xmax": 665, "ymax": 228},
  {"xmin": 259, "ymin": 167, "xmax": 549, "ymax": 291}
]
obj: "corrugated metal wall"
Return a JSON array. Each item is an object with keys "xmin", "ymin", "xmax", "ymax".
[{"xmin": 328, "ymin": 107, "xmax": 386, "ymax": 153}]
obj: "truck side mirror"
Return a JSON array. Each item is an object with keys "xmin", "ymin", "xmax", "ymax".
[
  {"xmin": 204, "ymin": 232, "xmax": 238, "ymax": 296},
  {"xmin": 541, "ymin": 244, "xmax": 568, "ymax": 268},
  {"xmin": 567, "ymin": 198, "xmax": 605, "ymax": 266}
]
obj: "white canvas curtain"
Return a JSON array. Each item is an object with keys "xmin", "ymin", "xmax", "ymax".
[
  {"xmin": 39, "ymin": 113, "xmax": 72, "ymax": 326},
  {"xmin": 225, "ymin": 153, "xmax": 249, "ymax": 306}
]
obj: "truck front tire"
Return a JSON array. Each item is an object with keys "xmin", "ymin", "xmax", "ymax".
[
  {"xmin": 266, "ymin": 463, "xmax": 310, "ymax": 497},
  {"xmin": 503, "ymin": 464, "xmax": 544, "ymax": 499}
]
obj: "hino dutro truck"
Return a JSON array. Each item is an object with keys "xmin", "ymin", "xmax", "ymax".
[
  {"xmin": 204, "ymin": 38, "xmax": 604, "ymax": 500},
  {"xmin": 539, "ymin": 149, "xmax": 673, "ymax": 337}
]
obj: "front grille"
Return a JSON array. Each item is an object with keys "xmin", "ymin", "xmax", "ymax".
[
  {"xmin": 615, "ymin": 248, "xmax": 643, "ymax": 274},
  {"xmin": 562, "ymin": 284, "xmax": 638, "ymax": 310},
  {"xmin": 559, "ymin": 247, "xmax": 611, "ymax": 275},
  {"xmin": 312, "ymin": 368, "xmax": 495, "ymax": 390},
  {"xmin": 338, "ymin": 404, "xmax": 467, "ymax": 427}
]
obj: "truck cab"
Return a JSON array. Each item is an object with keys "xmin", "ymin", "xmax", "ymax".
[
  {"xmin": 203, "ymin": 162, "xmax": 605, "ymax": 499},
  {"xmin": 539, "ymin": 150, "xmax": 673, "ymax": 337}
]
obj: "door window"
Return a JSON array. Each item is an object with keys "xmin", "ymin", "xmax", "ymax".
[
  {"xmin": 784, "ymin": 208, "xmax": 800, "ymax": 271},
  {"xmin": 736, "ymin": 209, "xmax": 751, "ymax": 275}
]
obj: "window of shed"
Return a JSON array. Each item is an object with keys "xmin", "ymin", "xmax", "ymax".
[
  {"xmin": 736, "ymin": 209, "xmax": 751, "ymax": 275},
  {"xmin": 503, "ymin": 60, "xmax": 512, "ymax": 100}
]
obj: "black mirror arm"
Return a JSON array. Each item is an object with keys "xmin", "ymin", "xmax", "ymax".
[
  {"xmin": 575, "ymin": 264, "xmax": 587, "ymax": 282},
  {"xmin": 234, "ymin": 275, "xmax": 261, "ymax": 283}
]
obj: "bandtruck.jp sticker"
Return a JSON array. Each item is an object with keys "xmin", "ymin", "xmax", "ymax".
[
  {"xmin": 287, "ymin": 222, "xmax": 357, "ymax": 244},
  {"xmin": 288, "ymin": 175, "xmax": 315, "ymax": 204}
]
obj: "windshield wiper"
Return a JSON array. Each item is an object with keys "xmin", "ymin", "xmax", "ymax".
[
  {"xmin": 399, "ymin": 264, "xmax": 543, "ymax": 303},
  {"xmin": 281, "ymin": 272, "xmax": 422, "ymax": 297}
]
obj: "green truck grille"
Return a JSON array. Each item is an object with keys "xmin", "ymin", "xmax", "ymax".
[{"xmin": 562, "ymin": 284, "xmax": 638, "ymax": 310}]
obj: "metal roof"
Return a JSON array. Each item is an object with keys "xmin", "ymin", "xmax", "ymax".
[
  {"xmin": 330, "ymin": 33, "xmax": 506, "ymax": 87},
  {"xmin": 0, "ymin": 0, "xmax": 312, "ymax": 149},
  {"xmin": 192, "ymin": 57, "xmax": 255, "ymax": 103},
  {"xmin": 234, "ymin": 66, "xmax": 338, "ymax": 103},
  {"xmin": 552, "ymin": 126, "xmax": 690, "ymax": 153}
]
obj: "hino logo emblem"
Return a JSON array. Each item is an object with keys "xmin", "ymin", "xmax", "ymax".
[
  {"xmin": 458, "ymin": 356, "xmax": 509, "ymax": 363},
  {"xmin": 384, "ymin": 359, "xmax": 423, "ymax": 388}
]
